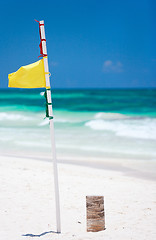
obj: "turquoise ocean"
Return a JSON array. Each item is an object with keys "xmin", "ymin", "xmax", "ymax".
[{"xmin": 0, "ymin": 89, "xmax": 156, "ymax": 162}]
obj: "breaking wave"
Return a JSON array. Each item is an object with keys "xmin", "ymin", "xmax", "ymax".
[
  {"xmin": 85, "ymin": 118, "xmax": 156, "ymax": 140},
  {"xmin": 94, "ymin": 112, "xmax": 129, "ymax": 120},
  {"xmin": 0, "ymin": 112, "xmax": 33, "ymax": 121}
]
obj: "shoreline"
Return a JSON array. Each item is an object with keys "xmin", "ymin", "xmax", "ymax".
[{"xmin": 1, "ymin": 152, "xmax": 156, "ymax": 181}]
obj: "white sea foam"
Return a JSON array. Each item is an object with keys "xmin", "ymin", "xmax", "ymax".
[
  {"xmin": 38, "ymin": 119, "xmax": 49, "ymax": 126},
  {"xmin": 38, "ymin": 118, "xmax": 71, "ymax": 126},
  {"xmin": 40, "ymin": 91, "xmax": 45, "ymax": 96},
  {"xmin": 94, "ymin": 112, "xmax": 128, "ymax": 119},
  {"xmin": 0, "ymin": 112, "xmax": 33, "ymax": 121},
  {"xmin": 85, "ymin": 118, "xmax": 156, "ymax": 140}
]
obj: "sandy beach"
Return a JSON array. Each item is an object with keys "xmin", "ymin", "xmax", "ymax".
[
  {"xmin": 1, "ymin": 0, "xmax": 156, "ymax": 237},
  {"xmin": 0, "ymin": 155, "xmax": 156, "ymax": 240}
]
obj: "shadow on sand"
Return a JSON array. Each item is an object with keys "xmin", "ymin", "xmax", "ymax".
[{"xmin": 22, "ymin": 230, "xmax": 59, "ymax": 237}]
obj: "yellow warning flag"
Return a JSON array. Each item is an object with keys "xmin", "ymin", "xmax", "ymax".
[{"xmin": 8, "ymin": 59, "xmax": 46, "ymax": 88}]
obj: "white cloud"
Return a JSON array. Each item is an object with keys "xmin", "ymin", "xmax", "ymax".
[
  {"xmin": 104, "ymin": 60, "xmax": 112, "ymax": 67},
  {"xmin": 50, "ymin": 61, "xmax": 58, "ymax": 67},
  {"xmin": 103, "ymin": 60, "xmax": 123, "ymax": 73}
]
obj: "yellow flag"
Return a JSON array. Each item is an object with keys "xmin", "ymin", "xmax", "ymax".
[{"xmin": 8, "ymin": 59, "xmax": 46, "ymax": 88}]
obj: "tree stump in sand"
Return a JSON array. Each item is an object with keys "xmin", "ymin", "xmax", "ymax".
[{"xmin": 86, "ymin": 196, "xmax": 105, "ymax": 232}]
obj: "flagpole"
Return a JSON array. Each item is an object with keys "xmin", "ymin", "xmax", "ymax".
[{"xmin": 39, "ymin": 20, "xmax": 61, "ymax": 233}]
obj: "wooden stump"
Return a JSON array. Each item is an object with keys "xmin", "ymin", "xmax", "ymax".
[{"xmin": 86, "ymin": 196, "xmax": 105, "ymax": 232}]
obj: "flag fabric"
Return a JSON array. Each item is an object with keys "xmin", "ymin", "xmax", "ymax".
[{"xmin": 8, "ymin": 58, "xmax": 46, "ymax": 88}]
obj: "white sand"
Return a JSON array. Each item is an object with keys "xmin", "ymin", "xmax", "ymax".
[{"xmin": 0, "ymin": 155, "xmax": 156, "ymax": 240}]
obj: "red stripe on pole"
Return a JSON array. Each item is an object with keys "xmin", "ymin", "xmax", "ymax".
[{"xmin": 35, "ymin": 20, "xmax": 47, "ymax": 58}]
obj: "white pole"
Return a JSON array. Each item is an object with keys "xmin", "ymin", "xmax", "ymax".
[{"xmin": 39, "ymin": 20, "xmax": 61, "ymax": 233}]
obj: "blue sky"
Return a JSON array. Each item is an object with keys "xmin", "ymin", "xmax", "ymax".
[{"xmin": 0, "ymin": 0, "xmax": 156, "ymax": 88}]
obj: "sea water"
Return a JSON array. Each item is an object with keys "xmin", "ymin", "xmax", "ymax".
[{"xmin": 0, "ymin": 88, "xmax": 156, "ymax": 161}]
